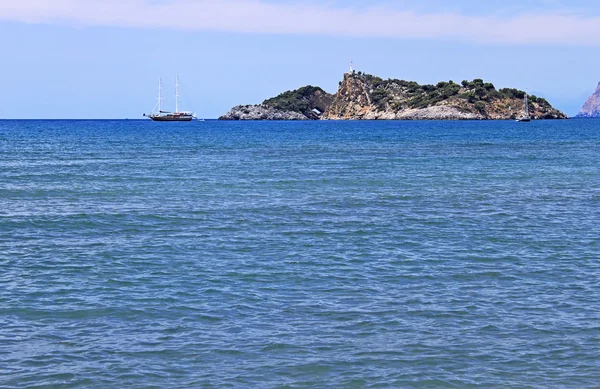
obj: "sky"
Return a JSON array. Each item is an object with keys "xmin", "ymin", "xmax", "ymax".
[{"xmin": 1, "ymin": 0, "xmax": 600, "ymax": 118}]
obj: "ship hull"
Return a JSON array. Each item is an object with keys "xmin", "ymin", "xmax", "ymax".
[{"xmin": 149, "ymin": 115, "xmax": 193, "ymax": 122}]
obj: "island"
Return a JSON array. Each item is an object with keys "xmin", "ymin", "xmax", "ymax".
[
  {"xmin": 576, "ymin": 82, "xmax": 600, "ymax": 118},
  {"xmin": 220, "ymin": 70, "xmax": 567, "ymax": 121}
]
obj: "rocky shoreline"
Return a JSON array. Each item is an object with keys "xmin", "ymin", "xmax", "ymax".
[{"xmin": 219, "ymin": 104, "xmax": 309, "ymax": 120}]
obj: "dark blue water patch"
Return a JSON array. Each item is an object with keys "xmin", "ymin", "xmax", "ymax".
[{"xmin": 1, "ymin": 119, "xmax": 600, "ymax": 388}]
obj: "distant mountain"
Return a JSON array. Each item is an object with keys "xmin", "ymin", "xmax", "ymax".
[
  {"xmin": 220, "ymin": 72, "xmax": 567, "ymax": 121},
  {"xmin": 576, "ymin": 82, "xmax": 600, "ymax": 118}
]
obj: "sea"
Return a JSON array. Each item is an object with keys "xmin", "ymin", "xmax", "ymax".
[{"xmin": 1, "ymin": 119, "xmax": 599, "ymax": 388}]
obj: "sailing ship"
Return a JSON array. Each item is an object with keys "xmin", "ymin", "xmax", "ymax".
[
  {"xmin": 144, "ymin": 76, "xmax": 195, "ymax": 121},
  {"xmin": 516, "ymin": 93, "xmax": 531, "ymax": 122}
]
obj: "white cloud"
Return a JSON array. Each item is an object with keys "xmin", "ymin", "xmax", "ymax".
[{"xmin": 1, "ymin": 0, "xmax": 600, "ymax": 45}]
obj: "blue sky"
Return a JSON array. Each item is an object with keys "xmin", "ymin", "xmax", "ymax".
[{"xmin": 1, "ymin": 0, "xmax": 600, "ymax": 118}]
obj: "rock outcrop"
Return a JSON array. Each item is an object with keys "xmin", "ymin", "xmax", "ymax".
[
  {"xmin": 576, "ymin": 82, "xmax": 600, "ymax": 118},
  {"xmin": 219, "ymin": 104, "xmax": 308, "ymax": 120},
  {"xmin": 324, "ymin": 73, "xmax": 566, "ymax": 120},
  {"xmin": 220, "ymin": 72, "xmax": 567, "ymax": 120}
]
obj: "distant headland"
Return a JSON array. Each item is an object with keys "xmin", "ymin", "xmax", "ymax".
[
  {"xmin": 220, "ymin": 69, "xmax": 567, "ymax": 121},
  {"xmin": 576, "ymin": 82, "xmax": 600, "ymax": 118}
]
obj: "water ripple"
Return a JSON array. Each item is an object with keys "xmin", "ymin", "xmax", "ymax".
[{"xmin": 1, "ymin": 120, "xmax": 600, "ymax": 388}]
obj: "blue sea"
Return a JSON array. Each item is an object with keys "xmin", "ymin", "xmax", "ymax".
[{"xmin": 1, "ymin": 119, "xmax": 599, "ymax": 388}]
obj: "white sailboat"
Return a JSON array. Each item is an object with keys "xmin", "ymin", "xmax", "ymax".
[
  {"xmin": 516, "ymin": 93, "xmax": 531, "ymax": 122},
  {"xmin": 144, "ymin": 76, "xmax": 196, "ymax": 121}
]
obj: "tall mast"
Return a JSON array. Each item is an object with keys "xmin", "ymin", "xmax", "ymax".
[
  {"xmin": 175, "ymin": 75, "xmax": 180, "ymax": 113},
  {"xmin": 524, "ymin": 93, "xmax": 529, "ymax": 118},
  {"xmin": 158, "ymin": 78, "xmax": 163, "ymax": 113}
]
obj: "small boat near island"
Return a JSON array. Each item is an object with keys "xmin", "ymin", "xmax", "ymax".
[
  {"xmin": 516, "ymin": 93, "xmax": 531, "ymax": 122},
  {"xmin": 144, "ymin": 76, "xmax": 196, "ymax": 122}
]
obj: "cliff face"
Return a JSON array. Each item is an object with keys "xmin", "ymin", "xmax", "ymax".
[
  {"xmin": 220, "ymin": 72, "xmax": 567, "ymax": 120},
  {"xmin": 324, "ymin": 73, "xmax": 567, "ymax": 120},
  {"xmin": 576, "ymin": 82, "xmax": 600, "ymax": 118}
]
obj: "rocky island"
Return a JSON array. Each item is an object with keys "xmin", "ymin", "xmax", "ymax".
[
  {"xmin": 220, "ymin": 71, "xmax": 567, "ymax": 121},
  {"xmin": 576, "ymin": 82, "xmax": 600, "ymax": 118}
]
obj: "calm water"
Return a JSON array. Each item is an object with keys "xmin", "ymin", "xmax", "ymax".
[{"xmin": 1, "ymin": 119, "xmax": 600, "ymax": 388}]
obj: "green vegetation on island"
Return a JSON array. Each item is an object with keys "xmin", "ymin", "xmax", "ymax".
[
  {"xmin": 263, "ymin": 86, "xmax": 327, "ymax": 114},
  {"xmin": 360, "ymin": 74, "xmax": 551, "ymax": 111}
]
